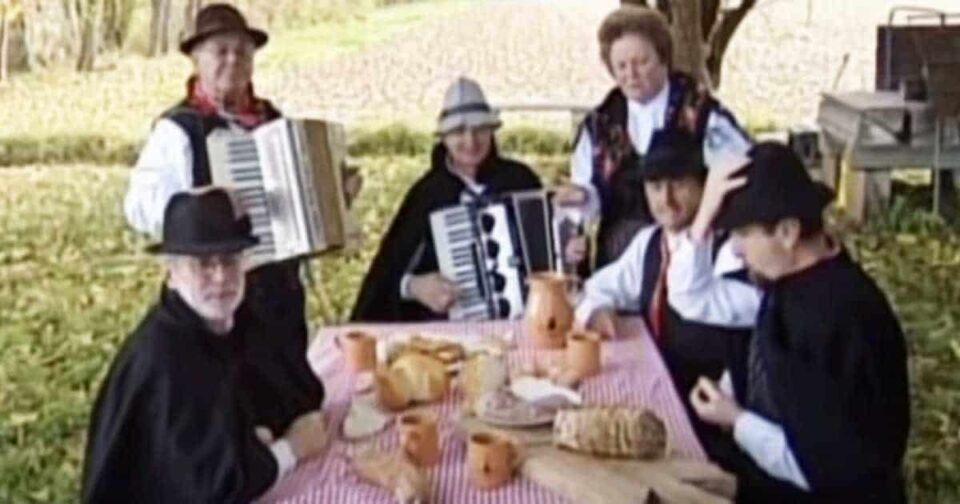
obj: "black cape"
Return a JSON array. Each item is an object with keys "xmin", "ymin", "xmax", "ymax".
[
  {"xmin": 728, "ymin": 250, "xmax": 910, "ymax": 503},
  {"xmin": 82, "ymin": 289, "xmax": 279, "ymax": 504},
  {"xmin": 350, "ymin": 143, "xmax": 542, "ymax": 321}
]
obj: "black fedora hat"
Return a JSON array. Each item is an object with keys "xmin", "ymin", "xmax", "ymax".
[
  {"xmin": 179, "ymin": 3, "xmax": 268, "ymax": 55},
  {"xmin": 713, "ymin": 142, "xmax": 834, "ymax": 231},
  {"xmin": 641, "ymin": 128, "xmax": 706, "ymax": 180},
  {"xmin": 146, "ymin": 189, "xmax": 259, "ymax": 255}
]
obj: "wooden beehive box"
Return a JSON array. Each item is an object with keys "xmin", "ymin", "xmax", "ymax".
[{"xmin": 918, "ymin": 28, "xmax": 960, "ymax": 117}]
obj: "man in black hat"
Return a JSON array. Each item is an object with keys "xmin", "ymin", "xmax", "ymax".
[
  {"xmin": 575, "ymin": 128, "xmax": 759, "ymax": 457},
  {"xmin": 123, "ymin": 2, "xmax": 344, "ymax": 438},
  {"xmin": 82, "ymin": 189, "xmax": 328, "ymax": 504},
  {"xmin": 681, "ymin": 143, "xmax": 910, "ymax": 503}
]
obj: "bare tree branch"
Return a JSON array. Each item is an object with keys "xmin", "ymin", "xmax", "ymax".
[
  {"xmin": 706, "ymin": 0, "xmax": 756, "ymax": 86},
  {"xmin": 701, "ymin": 0, "xmax": 720, "ymax": 40}
]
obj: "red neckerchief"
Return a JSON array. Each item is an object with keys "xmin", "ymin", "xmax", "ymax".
[{"xmin": 186, "ymin": 75, "xmax": 269, "ymax": 129}]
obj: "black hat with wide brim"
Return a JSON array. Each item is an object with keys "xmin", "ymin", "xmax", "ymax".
[
  {"xmin": 146, "ymin": 189, "xmax": 259, "ymax": 255},
  {"xmin": 179, "ymin": 4, "xmax": 268, "ymax": 55},
  {"xmin": 713, "ymin": 141, "xmax": 834, "ymax": 231},
  {"xmin": 641, "ymin": 128, "xmax": 707, "ymax": 180}
]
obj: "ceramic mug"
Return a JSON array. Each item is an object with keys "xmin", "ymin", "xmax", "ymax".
[
  {"xmin": 467, "ymin": 432, "xmax": 520, "ymax": 490},
  {"xmin": 337, "ymin": 331, "xmax": 377, "ymax": 373},
  {"xmin": 398, "ymin": 412, "xmax": 440, "ymax": 467},
  {"xmin": 565, "ymin": 330, "xmax": 601, "ymax": 379}
]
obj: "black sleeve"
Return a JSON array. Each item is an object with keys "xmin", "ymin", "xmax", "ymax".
[
  {"xmin": 149, "ymin": 369, "xmax": 279, "ymax": 503},
  {"xmin": 350, "ymin": 177, "xmax": 441, "ymax": 321},
  {"xmin": 767, "ymin": 299, "xmax": 909, "ymax": 490}
]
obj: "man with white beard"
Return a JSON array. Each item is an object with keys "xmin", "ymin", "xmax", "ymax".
[{"xmin": 82, "ymin": 188, "xmax": 328, "ymax": 503}]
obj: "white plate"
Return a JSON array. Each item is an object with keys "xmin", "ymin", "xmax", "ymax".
[{"xmin": 510, "ymin": 376, "xmax": 583, "ymax": 406}]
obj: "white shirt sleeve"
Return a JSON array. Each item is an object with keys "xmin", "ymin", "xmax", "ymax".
[
  {"xmin": 569, "ymin": 129, "xmax": 601, "ymax": 222},
  {"xmin": 123, "ymin": 119, "xmax": 195, "ymax": 238},
  {"xmin": 575, "ymin": 226, "xmax": 656, "ymax": 324},
  {"xmin": 666, "ymin": 231, "xmax": 761, "ymax": 328},
  {"xmin": 734, "ymin": 411, "xmax": 811, "ymax": 491},
  {"xmin": 268, "ymin": 438, "xmax": 298, "ymax": 486},
  {"xmin": 703, "ymin": 108, "xmax": 752, "ymax": 168}
]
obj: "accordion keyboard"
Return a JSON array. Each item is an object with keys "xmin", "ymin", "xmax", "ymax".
[
  {"xmin": 431, "ymin": 203, "xmax": 524, "ymax": 321},
  {"xmin": 208, "ymin": 133, "xmax": 277, "ymax": 265}
]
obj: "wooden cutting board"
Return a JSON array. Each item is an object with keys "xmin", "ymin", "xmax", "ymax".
[{"xmin": 458, "ymin": 416, "xmax": 736, "ymax": 504}]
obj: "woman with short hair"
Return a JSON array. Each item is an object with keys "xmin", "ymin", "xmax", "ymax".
[
  {"xmin": 351, "ymin": 77, "xmax": 542, "ymax": 321},
  {"xmin": 566, "ymin": 5, "xmax": 751, "ymax": 269}
]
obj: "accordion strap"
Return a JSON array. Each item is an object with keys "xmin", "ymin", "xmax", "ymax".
[{"xmin": 163, "ymin": 106, "xmax": 228, "ymax": 187}]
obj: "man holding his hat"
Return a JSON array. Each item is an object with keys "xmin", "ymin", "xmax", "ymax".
[
  {"xmin": 351, "ymin": 77, "xmax": 542, "ymax": 321},
  {"xmin": 123, "ymin": 3, "xmax": 331, "ymax": 438},
  {"xmin": 574, "ymin": 128, "xmax": 759, "ymax": 457},
  {"xmin": 675, "ymin": 143, "xmax": 910, "ymax": 502},
  {"xmin": 82, "ymin": 189, "xmax": 328, "ymax": 503}
]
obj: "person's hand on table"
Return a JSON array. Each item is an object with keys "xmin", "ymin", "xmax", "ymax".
[
  {"xmin": 587, "ymin": 308, "xmax": 617, "ymax": 339},
  {"xmin": 409, "ymin": 272, "xmax": 458, "ymax": 314},
  {"xmin": 284, "ymin": 410, "xmax": 329, "ymax": 460},
  {"xmin": 690, "ymin": 377, "xmax": 743, "ymax": 430}
]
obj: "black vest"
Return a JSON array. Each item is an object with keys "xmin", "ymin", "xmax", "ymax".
[{"xmin": 636, "ymin": 228, "xmax": 751, "ymax": 388}]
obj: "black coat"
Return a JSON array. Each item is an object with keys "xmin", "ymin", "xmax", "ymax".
[
  {"xmin": 729, "ymin": 251, "xmax": 910, "ymax": 503},
  {"xmin": 82, "ymin": 289, "xmax": 279, "ymax": 503},
  {"xmin": 350, "ymin": 143, "xmax": 542, "ymax": 321}
]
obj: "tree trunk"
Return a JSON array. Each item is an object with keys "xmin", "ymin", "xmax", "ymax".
[
  {"xmin": 147, "ymin": 0, "xmax": 172, "ymax": 57},
  {"xmin": 159, "ymin": 0, "xmax": 171, "ymax": 54},
  {"xmin": 705, "ymin": 0, "xmax": 756, "ymax": 87},
  {"xmin": 667, "ymin": 0, "xmax": 708, "ymax": 86},
  {"xmin": 76, "ymin": 0, "xmax": 101, "ymax": 71},
  {"xmin": 0, "ymin": 6, "xmax": 9, "ymax": 83},
  {"xmin": 184, "ymin": 0, "xmax": 202, "ymax": 29}
]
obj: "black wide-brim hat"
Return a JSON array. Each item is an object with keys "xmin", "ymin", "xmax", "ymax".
[
  {"xmin": 146, "ymin": 189, "xmax": 259, "ymax": 255},
  {"xmin": 641, "ymin": 128, "xmax": 707, "ymax": 180},
  {"xmin": 179, "ymin": 4, "xmax": 268, "ymax": 55},
  {"xmin": 713, "ymin": 141, "xmax": 834, "ymax": 231}
]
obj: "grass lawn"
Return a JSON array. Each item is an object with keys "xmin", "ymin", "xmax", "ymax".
[{"xmin": 0, "ymin": 158, "xmax": 958, "ymax": 502}]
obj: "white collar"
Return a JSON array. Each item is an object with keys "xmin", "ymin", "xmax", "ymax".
[{"xmin": 626, "ymin": 80, "xmax": 670, "ymax": 118}]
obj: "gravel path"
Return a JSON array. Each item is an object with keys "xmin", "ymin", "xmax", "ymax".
[{"xmin": 258, "ymin": 0, "xmax": 959, "ymax": 130}]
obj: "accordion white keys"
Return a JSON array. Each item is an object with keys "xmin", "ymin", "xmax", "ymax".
[
  {"xmin": 206, "ymin": 118, "xmax": 356, "ymax": 268},
  {"xmin": 430, "ymin": 190, "xmax": 561, "ymax": 321}
]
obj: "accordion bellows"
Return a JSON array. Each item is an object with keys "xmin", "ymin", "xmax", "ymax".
[{"xmin": 553, "ymin": 407, "xmax": 668, "ymax": 459}]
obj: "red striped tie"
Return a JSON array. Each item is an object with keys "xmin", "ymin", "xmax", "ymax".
[{"xmin": 648, "ymin": 234, "xmax": 670, "ymax": 343}]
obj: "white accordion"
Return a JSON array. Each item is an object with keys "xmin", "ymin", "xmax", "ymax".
[
  {"xmin": 206, "ymin": 118, "xmax": 355, "ymax": 268},
  {"xmin": 430, "ymin": 190, "xmax": 567, "ymax": 321}
]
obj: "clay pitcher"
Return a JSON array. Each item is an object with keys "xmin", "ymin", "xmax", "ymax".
[{"xmin": 525, "ymin": 273, "xmax": 574, "ymax": 349}]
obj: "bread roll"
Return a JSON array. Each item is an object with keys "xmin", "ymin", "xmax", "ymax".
[
  {"xmin": 391, "ymin": 353, "xmax": 448, "ymax": 403},
  {"xmin": 375, "ymin": 368, "xmax": 412, "ymax": 412},
  {"xmin": 553, "ymin": 407, "xmax": 667, "ymax": 459}
]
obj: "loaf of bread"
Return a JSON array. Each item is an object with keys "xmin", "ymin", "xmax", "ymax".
[
  {"xmin": 553, "ymin": 407, "xmax": 667, "ymax": 459},
  {"xmin": 375, "ymin": 354, "xmax": 448, "ymax": 411}
]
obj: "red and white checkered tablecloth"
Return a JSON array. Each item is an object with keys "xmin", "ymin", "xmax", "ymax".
[{"xmin": 257, "ymin": 317, "xmax": 705, "ymax": 503}]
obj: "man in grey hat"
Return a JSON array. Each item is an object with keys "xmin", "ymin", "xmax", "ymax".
[
  {"xmin": 352, "ymin": 77, "xmax": 542, "ymax": 321},
  {"xmin": 82, "ymin": 188, "xmax": 328, "ymax": 503}
]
